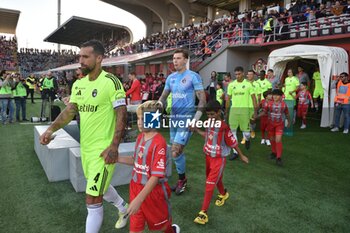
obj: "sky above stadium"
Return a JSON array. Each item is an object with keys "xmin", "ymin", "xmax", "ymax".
[{"xmin": 1, "ymin": 0, "xmax": 146, "ymax": 50}]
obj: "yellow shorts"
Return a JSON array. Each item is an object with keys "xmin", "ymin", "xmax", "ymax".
[
  {"xmin": 81, "ymin": 151, "xmax": 116, "ymax": 196},
  {"xmin": 313, "ymin": 89, "xmax": 324, "ymax": 99},
  {"xmin": 229, "ymin": 113, "xmax": 250, "ymax": 132}
]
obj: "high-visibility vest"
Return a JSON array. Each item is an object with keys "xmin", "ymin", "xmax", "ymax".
[
  {"xmin": 26, "ymin": 77, "xmax": 36, "ymax": 89},
  {"xmin": 216, "ymin": 88, "xmax": 224, "ymax": 105},
  {"xmin": 263, "ymin": 18, "xmax": 273, "ymax": 31},
  {"xmin": 42, "ymin": 77, "xmax": 54, "ymax": 89},
  {"xmin": 335, "ymin": 81, "xmax": 350, "ymax": 104},
  {"xmin": 13, "ymin": 82, "xmax": 27, "ymax": 97}
]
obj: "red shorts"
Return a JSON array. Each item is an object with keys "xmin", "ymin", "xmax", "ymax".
[
  {"xmin": 260, "ymin": 117, "xmax": 268, "ymax": 131},
  {"xmin": 129, "ymin": 181, "xmax": 172, "ymax": 232},
  {"xmin": 268, "ymin": 122, "xmax": 284, "ymax": 136},
  {"xmin": 297, "ymin": 104, "xmax": 308, "ymax": 118},
  {"xmin": 205, "ymin": 156, "xmax": 226, "ymax": 191}
]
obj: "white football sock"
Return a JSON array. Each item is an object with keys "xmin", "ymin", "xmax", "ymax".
[
  {"xmin": 86, "ymin": 203, "xmax": 103, "ymax": 233},
  {"xmin": 103, "ymin": 185, "xmax": 127, "ymax": 213},
  {"xmin": 243, "ymin": 131, "xmax": 251, "ymax": 141}
]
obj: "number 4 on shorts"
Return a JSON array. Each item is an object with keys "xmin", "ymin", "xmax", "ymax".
[{"xmin": 93, "ymin": 173, "xmax": 100, "ymax": 183}]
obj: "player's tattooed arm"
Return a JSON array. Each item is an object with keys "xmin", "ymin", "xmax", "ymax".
[
  {"xmin": 101, "ymin": 105, "xmax": 127, "ymax": 164},
  {"xmin": 112, "ymin": 105, "xmax": 127, "ymax": 147},
  {"xmin": 157, "ymin": 89, "xmax": 170, "ymax": 109},
  {"xmin": 195, "ymin": 90, "xmax": 206, "ymax": 112},
  {"xmin": 48, "ymin": 102, "xmax": 78, "ymax": 132}
]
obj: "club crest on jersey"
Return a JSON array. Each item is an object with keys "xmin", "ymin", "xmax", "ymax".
[
  {"xmin": 92, "ymin": 89, "xmax": 97, "ymax": 97},
  {"xmin": 208, "ymin": 134, "xmax": 214, "ymax": 140},
  {"xmin": 242, "ymin": 85, "xmax": 245, "ymax": 89},
  {"xmin": 158, "ymin": 148, "xmax": 165, "ymax": 155},
  {"xmin": 181, "ymin": 78, "xmax": 187, "ymax": 84},
  {"xmin": 138, "ymin": 151, "xmax": 143, "ymax": 158}
]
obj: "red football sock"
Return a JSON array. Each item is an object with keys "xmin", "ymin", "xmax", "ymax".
[
  {"xmin": 201, "ymin": 189, "xmax": 214, "ymax": 211},
  {"xmin": 271, "ymin": 140, "xmax": 276, "ymax": 154},
  {"xmin": 276, "ymin": 142, "xmax": 283, "ymax": 158},
  {"xmin": 261, "ymin": 130, "xmax": 266, "ymax": 139},
  {"xmin": 164, "ymin": 222, "xmax": 175, "ymax": 233}
]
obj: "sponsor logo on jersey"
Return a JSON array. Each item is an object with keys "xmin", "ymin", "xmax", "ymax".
[
  {"xmin": 172, "ymin": 93, "xmax": 186, "ymax": 99},
  {"xmin": 204, "ymin": 144, "xmax": 221, "ymax": 153},
  {"xmin": 79, "ymin": 104, "xmax": 98, "ymax": 112},
  {"xmin": 134, "ymin": 162, "xmax": 150, "ymax": 172},
  {"xmin": 92, "ymin": 89, "xmax": 97, "ymax": 97},
  {"xmin": 156, "ymin": 158, "xmax": 165, "ymax": 169}
]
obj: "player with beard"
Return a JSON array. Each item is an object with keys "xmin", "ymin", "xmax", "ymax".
[{"xmin": 40, "ymin": 40, "xmax": 129, "ymax": 232}]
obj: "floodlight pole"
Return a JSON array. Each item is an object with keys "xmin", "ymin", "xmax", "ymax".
[{"xmin": 57, "ymin": 0, "xmax": 61, "ymax": 51}]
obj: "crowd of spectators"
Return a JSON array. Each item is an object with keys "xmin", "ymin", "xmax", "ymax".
[
  {"xmin": 0, "ymin": 36, "xmax": 18, "ymax": 71},
  {"xmin": 17, "ymin": 48, "xmax": 77, "ymax": 77},
  {"xmin": 108, "ymin": 0, "xmax": 350, "ymax": 58},
  {"xmin": 2, "ymin": 1, "xmax": 350, "ymax": 77},
  {"xmin": 123, "ymin": 73, "xmax": 166, "ymax": 102}
]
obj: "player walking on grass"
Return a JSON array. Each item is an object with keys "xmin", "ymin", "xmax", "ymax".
[
  {"xmin": 157, "ymin": 49, "xmax": 206, "ymax": 195},
  {"xmin": 40, "ymin": 40, "xmax": 129, "ymax": 233},
  {"xmin": 246, "ymin": 70, "xmax": 261, "ymax": 142},
  {"xmin": 259, "ymin": 90, "xmax": 272, "ymax": 146},
  {"xmin": 192, "ymin": 100, "xmax": 248, "ymax": 225},
  {"xmin": 290, "ymin": 82, "xmax": 314, "ymax": 129},
  {"xmin": 282, "ymin": 69, "xmax": 299, "ymax": 136},
  {"xmin": 226, "ymin": 66, "xmax": 258, "ymax": 150},
  {"xmin": 117, "ymin": 100, "xmax": 180, "ymax": 233},
  {"xmin": 258, "ymin": 89, "xmax": 290, "ymax": 166}
]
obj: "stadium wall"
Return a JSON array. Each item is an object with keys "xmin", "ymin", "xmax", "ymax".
[{"xmin": 199, "ymin": 48, "xmax": 269, "ymax": 87}]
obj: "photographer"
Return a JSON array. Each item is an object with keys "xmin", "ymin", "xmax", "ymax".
[
  {"xmin": 40, "ymin": 72, "xmax": 58, "ymax": 118},
  {"xmin": 13, "ymin": 74, "xmax": 29, "ymax": 122},
  {"xmin": 0, "ymin": 73, "xmax": 15, "ymax": 124},
  {"xmin": 26, "ymin": 73, "xmax": 36, "ymax": 103}
]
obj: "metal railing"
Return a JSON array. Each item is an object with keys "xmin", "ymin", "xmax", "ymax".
[{"xmin": 219, "ymin": 13, "xmax": 350, "ymax": 45}]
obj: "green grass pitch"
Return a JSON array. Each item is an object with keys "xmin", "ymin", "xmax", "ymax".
[{"xmin": 0, "ymin": 100, "xmax": 349, "ymax": 233}]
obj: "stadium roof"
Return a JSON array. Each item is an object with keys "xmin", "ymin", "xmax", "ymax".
[
  {"xmin": 44, "ymin": 16, "xmax": 132, "ymax": 47},
  {"xmin": 0, "ymin": 8, "xmax": 20, "ymax": 34},
  {"xmin": 48, "ymin": 48, "xmax": 176, "ymax": 72},
  {"xmin": 193, "ymin": 0, "xmax": 240, "ymax": 11}
]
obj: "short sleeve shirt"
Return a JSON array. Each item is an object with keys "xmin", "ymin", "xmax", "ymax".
[
  {"xmin": 132, "ymin": 133, "xmax": 167, "ymax": 184},
  {"xmin": 256, "ymin": 78, "xmax": 272, "ymax": 96},
  {"xmin": 227, "ymin": 79, "xmax": 254, "ymax": 114},
  {"xmin": 283, "ymin": 76, "xmax": 300, "ymax": 100},
  {"xmin": 204, "ymin": 121, "xmax": 238, "ymax": 158},
  {"xmin": 313, "ymin": 72, "xmax": 322, "ymax": 91},
  {"xmin": 165, "ymin": 70, "xmax": 203, "ymax": 116},
  {"xmin": 70, "ymin": 70, "xmax": 126, "ymax": 155}
]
